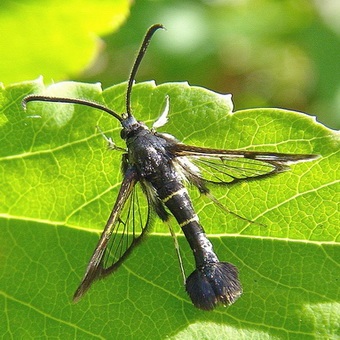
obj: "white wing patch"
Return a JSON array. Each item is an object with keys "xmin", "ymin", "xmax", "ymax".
[{"xmin": 153, "ymin": 95, "xmax": 170, "ymax": 129}]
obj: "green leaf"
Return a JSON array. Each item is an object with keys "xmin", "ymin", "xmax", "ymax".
[
  {"xmin": 1, "ymin": 79, "xmax": 339, "ymax": 339},
  {"xmin": 0, "ymin": 0, "xmax": 130, "ymax": 84}
]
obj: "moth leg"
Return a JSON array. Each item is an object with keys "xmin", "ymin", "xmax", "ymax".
[
  {"xmin": 96, "ymin": 125, "xmax": 127, "ymax": 152},
  {"xmin": 143, "ymin": 181, "xmax": 187, "ymax": 284},
  {"xmin": 165, "ymin": 220, "xmax": 186, "ymax": 285},
  {"xmin": 203, "ymin": 190, "xmax": 265, "ymax": 227}
]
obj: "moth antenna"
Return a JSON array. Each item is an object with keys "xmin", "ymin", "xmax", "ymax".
[
  {"xmin": 126, "ymin": 24, "xmax": 165, "ymax": 117},
  {"xmin": 22, "ymin": 96, "xmax": 123, "ymax": 122}
]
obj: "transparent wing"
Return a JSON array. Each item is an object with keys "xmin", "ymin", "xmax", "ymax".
[
  {"xmin": 171, "ymin": 143, "xmax": 317, "ymax": 185},
  {"xmin": 73, "ymin": 167, "xmax": 152, "ymax": 302}
]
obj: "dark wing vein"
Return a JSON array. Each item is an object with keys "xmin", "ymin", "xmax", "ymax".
[
  {"xmin": 73, "ymin": 167, "xmax": 152, "ymax": 302},
  {"xmin": 171, "ymin": 143, "xmax": 317, "ymax": 185},
  {"xmin": 102, "ymin": 180, "xmax": 150, "ymax": 273},
  {"xmin": 191, "ymin": 156, "xmax": 277, "ymax": 183}
]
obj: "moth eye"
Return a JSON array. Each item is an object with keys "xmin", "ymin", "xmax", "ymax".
[{"xmin": 120, "ymin": 129, "xmax": 127, "ymax": 139}]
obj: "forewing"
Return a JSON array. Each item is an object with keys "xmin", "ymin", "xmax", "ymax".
[
  {"xmin": 171, "ymin": 144, "xmax": 317, "ymax": 185},
  {"xmin": 100, "ymin": 181, "xmax": 151, "ymax": 276},
  {"xmin": 73, "ymin": 168, "xmax": 151, "ymax": 302}
]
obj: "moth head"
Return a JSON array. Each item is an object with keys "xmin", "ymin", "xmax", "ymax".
[{"xmin": 120, "ymin": 114, "xmax": 149, "ymax": 140}]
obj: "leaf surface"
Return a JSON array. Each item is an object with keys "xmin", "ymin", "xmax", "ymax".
[{"xmin": 0, "ymin": 79, "xmax": 339, "ymax": 339}]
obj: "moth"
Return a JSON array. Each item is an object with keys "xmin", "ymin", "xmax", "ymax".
[{"xmin": 23, "ymin": 24, "xmax": 318, "ymax": 310}]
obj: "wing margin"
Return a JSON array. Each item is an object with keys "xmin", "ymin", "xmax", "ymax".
[
  {"xmin": 73, "ymin": 167, "xmax": 152, "ymax": 302},
  {"xmin": 171, "ymin": 143, "xmax": 318, "ymax": 186}
]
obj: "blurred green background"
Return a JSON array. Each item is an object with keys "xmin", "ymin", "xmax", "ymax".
[{"xmin": 1, "ymin": 0, "xmax": 339, "ymax": 129}]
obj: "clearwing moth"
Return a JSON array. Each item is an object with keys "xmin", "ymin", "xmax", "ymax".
[{"xmin": 23, "ymin": 24, "xmax": 318, "ymax": 310}]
